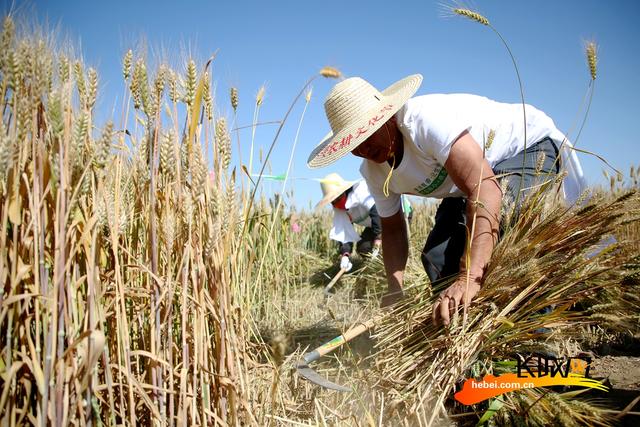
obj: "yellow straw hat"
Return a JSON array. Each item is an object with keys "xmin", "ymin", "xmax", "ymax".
[
  {"xmin": 315, "ymin": 173, "xmax": 356, "ymax": 209},
  {"xmin": 307, "ymin": 74, "xmax": 422, "ymax": 169}
]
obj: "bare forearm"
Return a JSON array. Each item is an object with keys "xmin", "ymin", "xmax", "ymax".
[
  {"xmin": 382, "ymin": 213, "xmax": 409, "ymax": 292},
  {"xmin": 435, "ymin": 131, "xmax": 501, "ymax": 324},
  {"xmin": 462, "ymin": 180, "xmax": 501, "ymax": 279}
]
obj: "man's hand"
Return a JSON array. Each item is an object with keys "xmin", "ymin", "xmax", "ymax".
[
  {"xmin": 340, "ymin": 255, "xmax": 353, "ymax": 272},
  {"xmin": 432, "ymin": 275, "xmax": 481, "ymax": 326}
]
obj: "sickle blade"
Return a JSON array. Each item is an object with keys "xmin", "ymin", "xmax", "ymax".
[{"xmin": 296, "ymin": 362, "xmax": 351, "ymax": 392}]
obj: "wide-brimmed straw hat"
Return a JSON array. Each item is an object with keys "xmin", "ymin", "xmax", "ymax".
[
  {"xmin": 315, "ymin": 173, "xmax": 355, "ymax": 209},
  {"xmin": 307, "ymin": 74, "xmax": 423, "ymax": 169}
]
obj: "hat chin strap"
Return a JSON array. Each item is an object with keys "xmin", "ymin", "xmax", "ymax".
[
  {"xmin": 383, "ymin": 153, "xmax": 395, "ymax": 197},
  {"xmin": 384, "ymin": 121, "xmax": 393, "ymax": 155},
  {"xmin": 382, "ymin": 122, "xmax": 397, "ymax": 197}
]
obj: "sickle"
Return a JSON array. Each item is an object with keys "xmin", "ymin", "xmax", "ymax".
[{"xmin": 294, "ymin": 317, "xmax": 378, "ymax": 391}]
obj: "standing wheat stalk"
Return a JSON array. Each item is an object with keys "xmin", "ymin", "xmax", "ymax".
[
  {"xmin": 237, "ymin": 67, "xmax": 342, "ymax": 249},
  {"xmin": 248, "ymin": 85, "xmax": 265, "ymax": 184},
  {"xmin": 451, "ymin": 7, "xmax": 528, "ymax": 214},
  {"xmin": 251, "ymin": 87, "xmax": 313, "ymax": 304},
  {"xmin": 573, "ymin": 41, "xmax": 598, "ymax": 145}
]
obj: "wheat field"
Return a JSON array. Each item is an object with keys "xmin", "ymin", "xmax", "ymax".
[{"xmin": 0, "ymin": 11, "xmax": 639, "ymax": 427}]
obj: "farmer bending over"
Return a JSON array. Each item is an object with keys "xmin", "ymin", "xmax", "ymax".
[
  {"xmin": 307, "ymin": 75, "xmax": 585, "ymax": 325},
  {"xmin": 316, "ymin": 173, "xmax": 382, "ymax": 272}
]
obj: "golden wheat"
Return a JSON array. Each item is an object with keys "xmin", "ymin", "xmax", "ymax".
[
  {"xmin": 453, "ymin": 8, "xmax": 490, "ymax": 25},
  {"xmin": 586, "ymin": 41, "xmax": 598, "ymax": 80},
  {"xmin": 319, "ymin": 65, "xmax": 342, "ymax": 78}
]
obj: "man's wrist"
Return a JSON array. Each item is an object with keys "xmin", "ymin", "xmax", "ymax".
[{"xmin": 458, "ymin": 269, "xmax": 483, "ymax": 284}]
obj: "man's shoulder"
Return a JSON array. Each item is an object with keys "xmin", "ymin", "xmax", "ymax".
[
  {"xmin": 401, "ymin": 94, "xmax": 459, "ymax": 124},
  {"xmin": 405, "ymin": 93, "xmax": 489, "ymax": 109}
]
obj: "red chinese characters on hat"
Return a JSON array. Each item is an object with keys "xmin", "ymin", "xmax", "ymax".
[
  {"xmin": 319, "ymin": 104, "xmax": 394, "ymax": 158},
  {"xmin": 368, "ymin": 115, "xmax": 383, "ymax": 126}
]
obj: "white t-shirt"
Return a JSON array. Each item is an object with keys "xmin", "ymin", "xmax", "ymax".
[
  {"xmin": 329, "ymin": 180, "xmax": 375, "ymax": 244},
  {"xmin": 360, "ymin": 94, "xmax": 586, "ymax": 217}
]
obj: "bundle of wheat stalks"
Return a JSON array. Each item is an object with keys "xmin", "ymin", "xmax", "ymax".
[{"xmin": 371, "ymin": 184, "xmax": 640, "ymax": 425}]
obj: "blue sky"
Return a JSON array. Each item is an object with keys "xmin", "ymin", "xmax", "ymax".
[{"xmin": 7, "ymin": 0, "xmax": 640, "ymax": 210}]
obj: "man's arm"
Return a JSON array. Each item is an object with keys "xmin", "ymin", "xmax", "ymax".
[
  {"xmin": 369, "ymin": 205, "xmax": 382, "ymax": 239},
  {"xmin": 433, "ymin": 130, "xmax": 502, "ymax": 325},
  {"xmin": 380, "ymin": 209, "xmax": 409, "ymax": 306}
]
